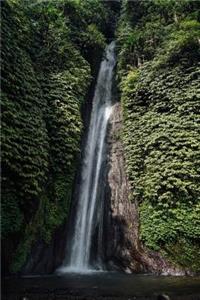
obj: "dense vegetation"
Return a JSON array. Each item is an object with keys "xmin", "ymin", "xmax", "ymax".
[
  {"xmin": 117, "ymin": 0, "xmax": 200, "ymax": 272},
  {"xmin": 2, "ymin": 0, "xmax": 200, "ymax": 274},
  {"xmin": 1, "ymin": 0, "xmax": 117, "ymax": 273}
]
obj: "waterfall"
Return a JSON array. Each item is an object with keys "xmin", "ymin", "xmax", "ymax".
[{"xmin": 59, "ymin": 41, "xmax": 116, "ymax": 273}]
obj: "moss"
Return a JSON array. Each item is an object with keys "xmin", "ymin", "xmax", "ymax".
[
  {"xmin": 165, "ymin": 239, "xmax": 200, "ymax": 273},
  {"xmin": 1, "ymin": 191, "xmax": 24, "ymax": 238}
]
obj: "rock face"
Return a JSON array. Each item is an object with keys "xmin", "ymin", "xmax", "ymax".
[
  {"xmin": 105, "ymin": 101, "xmax": 141, "ymax": 272},
  {"xmin": 105, "ymin": 102, "xmax": 187, "ymax": 275},
  {"xmin": 21, "ymin": 223, "xmax": 67, "ymax": 275},
  {"xmin": 21, "ymin": 100, "xmax": 188, "ymax": 276}
]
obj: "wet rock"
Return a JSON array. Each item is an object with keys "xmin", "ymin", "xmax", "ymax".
[
  {"xmin": 157, "ymin": 295, "xmax": 170, "ymax": 300},
  {"xmin": 105, "ymin": 102, "xmax": 142, "ymax": 272},
  {"xmin": 20, "ymin": 222, "xmax": 67, "ymax": 275},
  {"xmin": 105, "ymin": 102, "xmax": 186, "ymax": 275}
]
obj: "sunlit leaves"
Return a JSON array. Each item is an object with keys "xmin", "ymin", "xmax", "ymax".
[{"xmin": 118, "ymin": 1, "xmax": 200, "ymax": 271}]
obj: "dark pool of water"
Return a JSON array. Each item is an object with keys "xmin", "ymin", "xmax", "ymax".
[{"xmin": 2, "ymin": 271, "xmax": 200, "ymax": 300}]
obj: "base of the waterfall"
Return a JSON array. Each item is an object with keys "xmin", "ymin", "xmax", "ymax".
[
  {"xmin": 3, "ymin": 273, "xmax": 200, "ymax": 300},
  {"xmin": 56, "ymin": 265, "xmax": 105, "ymax": 275}
]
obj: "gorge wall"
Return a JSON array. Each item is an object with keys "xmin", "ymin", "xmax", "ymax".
[
  {"xmin": 106, "ymin": 102, "xmax": 187, "ymax": 275},
  {"xmin": 2, "ymin": 0, "xmax": 200, "ymax": 275},
  {"xmin": 1, "ymin": 0, "xmax": 119, "ymax": 275},
  {"xmin": 116, "ymin": 0, "xmax": 200, "ymax": 274},
  {"xmin": 106, "ymin": 101, "xmax": 141, "ymax": 272}
]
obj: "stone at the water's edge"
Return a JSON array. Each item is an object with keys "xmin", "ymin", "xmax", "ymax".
[{"xmin": 157, "ymin": 295, "xmax": 170, "ymax": 300}]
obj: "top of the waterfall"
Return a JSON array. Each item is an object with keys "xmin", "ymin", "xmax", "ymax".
[
  {"xmin": 108, "ymin": 40, "xmax": 116, "ymax": 48},
  {"xmin": 106, "ymin": 41, "xmax": 116, "ymax": 53},
  {"xmin": 104, "ymin": 41, "xmax": 116, "ymax": 65}
]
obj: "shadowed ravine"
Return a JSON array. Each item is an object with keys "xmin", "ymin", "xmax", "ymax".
[
  {"xmin": 2, "ymin": 31, "xmax": 200, "ymax": 300},
  {"xmin": 2, "ymin": 2, "xmax": 200, "ymax": 300}
]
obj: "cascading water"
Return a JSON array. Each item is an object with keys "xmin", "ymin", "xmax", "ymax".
[{"xmin": 59, "ymin": 41, "xmax": 116, "ymax": 273}]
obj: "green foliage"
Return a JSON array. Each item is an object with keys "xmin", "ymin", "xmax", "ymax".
[
  {"xmin": 140, "ymin": 201, "xmax": 200, "ymax": 250},
  {"xmin": 80, "ymin": 24, "xmax": 106, "ymax": 51},
  {"xmin": 11, "ymin": 176, "xmax": 73, "ymax": 273},
  {"xmin": 165, "ymin": 239, "xmax": 200, "ymax": 273},
  {"xmin": 11, "ymin": 235, "xmax": 34, "ymax": 273},
  {"xmin": 1, "ymin": 192, "xmax": 24, "ymax": 237},
  {"xmin": 118, "ymin": 0, "xmax": 200, "ymax": 272},
  {"xmin": 1, "ymin": 0, "xmax": 108, "ymax": 273},
  {"xmin": 2, "ymin": 1, "xmax": 49, "ymax": 207},
  {"xmin": 117, "ymin": 0, "xmax": 200, "ymax": 74},
  {"xmin": 121, "ymin": 61, "xmax": 200, "ymax": 271}
]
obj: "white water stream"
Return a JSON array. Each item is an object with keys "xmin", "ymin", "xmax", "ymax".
[{"xmin": 59, "ymin": 41, "xmax": 116, "ymax": 273}]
